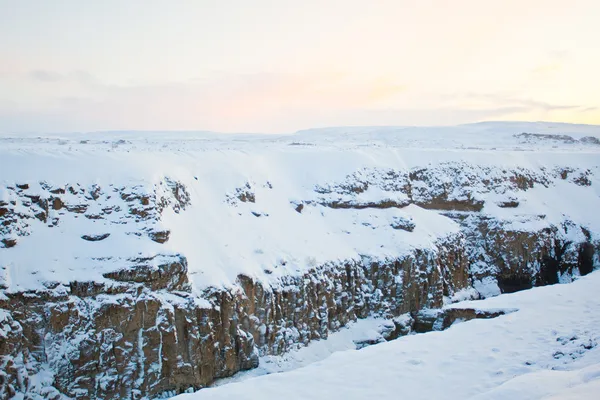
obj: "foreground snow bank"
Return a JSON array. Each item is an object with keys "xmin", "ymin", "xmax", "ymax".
[{"xmin": 175, "ymin": 271, "xmax": 600, "ymax": 400}]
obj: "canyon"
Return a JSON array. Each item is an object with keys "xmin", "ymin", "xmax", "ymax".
[{"xmin": 1, "ymin": 122, "xmax": 599, "ymax": 399}]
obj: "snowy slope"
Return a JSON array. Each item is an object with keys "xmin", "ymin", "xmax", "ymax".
[
  {"xmin": 2, "ymin": 122, "xmax": 600, "ymax": 293},
  {"xmin": 175, "ymin": 270, "xmax": 600, "ymax": 400}
]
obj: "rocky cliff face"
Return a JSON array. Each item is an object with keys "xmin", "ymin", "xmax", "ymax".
[
  {"xmin": 1, "ymin": 125, "xmax": 599, "ymax": 399},
  {"xmin": 0, "ymin": 235, "xmax": 467, "ymax": 399}
]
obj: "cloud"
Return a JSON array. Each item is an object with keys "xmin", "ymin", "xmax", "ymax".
[
  {"xmin": 531, "ymin": 63, "xmax": 562, "ymax": 75},
  {"xmin": 18, "ymin": 70, "xmax": 410, "ymax": 125},
  {"xmin": 449, "ymin": 92, "xmax": 580, "ymax": 112},
  {"xmin": 513, "ymin": 98, "xmax": 577, "ymax": 111},
  {"xmin": 279, "ymin": 106, "xmax": 531, "ymax": 129},
  {"xmin": 2, "ymin": 69, "xmax": 596, "ymax": 133},
  {"xmin": 0, "ymin": 103, "xmax": 530, "ymax": 134},
  {"xmin": 29, "ymin": 70, "xmax": 63, "ymax": 82},
  {"xmin": 548, "ymin": 50, "xmax": 569, "ymax": 61},
  {"xmin": 530, "ymin": 50, "xmax": 570, "ymax": 77},
  {"xmin": 28, "ymin": 69, "xmax": 96, "ymax": 84}
]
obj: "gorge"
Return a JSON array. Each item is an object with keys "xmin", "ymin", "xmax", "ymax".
[{"xmin": 1, "ymin": 122, "xmax": 599, "ymax": 399}]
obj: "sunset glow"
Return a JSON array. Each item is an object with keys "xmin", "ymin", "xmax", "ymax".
[{"xmin": 1, "ymin": 0, "xmax": 599, "ymax": 133}]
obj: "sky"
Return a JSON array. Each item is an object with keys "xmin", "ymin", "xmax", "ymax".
[{"xmin": 1, "ymin": 0, "xmax": 599, "ymax": 133}]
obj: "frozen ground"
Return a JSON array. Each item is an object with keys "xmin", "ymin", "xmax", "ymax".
[
  {"xmin": 2, "ymin": 121, "xmax": 600, "ymax": 399},
  {"xmin": 175, "ymin": 270, "xmax": 600, "ymax": 400},
  {"xmin": 2, "ymin": 121, "xmax": 600, "ymax": 294}
]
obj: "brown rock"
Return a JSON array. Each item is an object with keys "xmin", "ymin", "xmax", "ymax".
[
  {"xmin": 148, "ymin": 230, "xmax": 170, "ymax": 243},
  {"xmin": 497, "ymin": 200, "xmax": 519, "ymax": 208},
  {"xmin": 1, "ymin": 238, "xmax": 17, "ymax": 248},
  {"xmin": 51, "ymin": 197, "xmax": 64, "ymax": 210},
  {"xmin": 103, "ymin": 255, "xmax": 190, "ymax": 292},
  {"xmin": 65, "ymin": 204, "xmax": 88, "ymax": 213},
  {"xmin": 81, "ymin": 233, "xmax": 110, "ymax": 241}
]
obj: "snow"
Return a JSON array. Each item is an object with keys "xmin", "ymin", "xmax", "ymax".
[
  {"xmin": 175, "ymin": 271, "xmax": 600, "ymax": 400},
  {"xmin": 210, "ymin": 317, "xmax": 389, "ymax": 387},
  {"xmin": 2, "ymin": 122, "xmax": 599, "ymax": 294},
  {"xmin": 1, "ymin": 121, "xmax": 600, "ymax": 398}
]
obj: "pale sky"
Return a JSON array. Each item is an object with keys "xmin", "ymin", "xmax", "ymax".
[{"xmin": 1, "ymin": 0, "xmax": 599, "ymax": 133}]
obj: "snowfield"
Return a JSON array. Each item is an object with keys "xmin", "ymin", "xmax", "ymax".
[
  {"xmin": 2, "ymin": 121, "xmax": 600, "ymax": 294},
  {"xmin": 176, "ymin": 270, "xmax": 600, "ymax": 400},
  {"xmin": 1, "ymin": 121, "xmax": 600, "ymax": 399}
]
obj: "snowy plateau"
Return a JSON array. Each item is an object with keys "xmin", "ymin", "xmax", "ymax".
[{"xmin": 1, "ymin": 121, "xmax": 600, "ymax": 399}]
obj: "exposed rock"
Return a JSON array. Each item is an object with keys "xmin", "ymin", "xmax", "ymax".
[
  {"xmin": 84, "ymin": 213, "xmax": 104, "ymax": 220},
  {"xmin": 410, "ymin": 307, "xmax": 513, "ymax": 334},
  {"xmin": 87, "ymin": 184, "xmax": 102, "ymax": 200},
  {"xmin": 168, "ymin": 180, "xmax": 191, "ymax": 212},
  {"xmin": 354, "ymin": 336, "xmax": 386, "ymax": 350},
  {"xmin": 49, "ymin": 187, "xmax": 66, "ymax": 195},
  {"xmin": 238, "ymin": 191, "xmax": 255, "ymax": 203},
  {"xmin": 148, "ymin": 229, "xmax": 170, "ymax": 243},
  {"xmin": 515, "ymin": 132, "xmax": 577, "ymax": 144},
  {"xmin": 510, "ymin": 173, "xmax": 536, "ymax": 190},
  {"xmin": 416, "ymin": 197, "xmax": 484, "ymax": 212},
  {"xmin": 0, "ymin": 178, "xmax": 191, "ymax": 252},
  {"xmin": 1, "ymin": 238, "xmax": 17, "ymax": 248},
  {"xmin": 436, "ymin": 307, "xmax": 514, "ymax": 330},
  {"xmin": 228, "ymin": 238, "xmax": 468, "ymax": 358},
  {"xmin": 65, "ymin": 204, "xmax": 88, "ymax": 214},
  {"xmin": 69, "ymin": 280, "xmax": 130, "ymax": 297},
  {"xmin": 81, "ymin": 233, "xmax": 110, "ymax": 241},
  {"xmin": 574, "ymin": 172, "xmax": 592, "ymax": 186},
  {"xmin": 411, "ymin": 309, "xmax": 444, "ymax": 333},
  {"xmin": 50, "ymin": 197, "xmax": 63, "ymax": 210},
  {"xmin": 390, "ymin": 313, "xmax": 415, "ymax": 337},
  {"xmin": 312, "ymin": 164, "xmax": 558, "ymax": 214},
  {"xmin": 537, "ymin": 239, "xmax": 575, "ymax": 285},
  {"xmin": 391, "ymin": 216, "xmax": 415, "ymax": 232},
  {"xmin": 227, "ymin": 183, "xmax": 256, "ymax": 204},
  {"xmin": 457, "ymin": 214, "xmax": 582, "ymax": 294},
  {"xmin": 497, "ymin": 272, "xmax": 533, "ymax": 294},
  {"xmin": 322, "ymin": 199, "xmax": 410, "ymax": 210},
  {"xmin": 579, "ymin": 136, "xmax": 600, "ymax": 145},
  {"xmin": 497, "ymin": 200, "xmax": 519, "ymax": 208},
  {"xmin": 368, "ymin": 307, "xmax": 514, "ymax": 343},
  {"xmin": 33, "ymin": 211, "xmax": 46, "ymax": 222},
  {"xmin": 102, "ymin": 255, "xmax": 191, "ymax": 292},
  {"xmin": 0, "ymin": 309, "xmax": 34, "ymax": 399},
  {"xmin": 578, "ymin": 242, "xmax": 595, "ymax": 276}
]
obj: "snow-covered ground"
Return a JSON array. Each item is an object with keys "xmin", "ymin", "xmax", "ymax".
[
  {"xmin": 209, "ymin": 317, "xmax": 390, "ymax": 387},
  {"xmin": 2, "ymin": 121, "xmax": 600, "ymax": 399},
  {"xmin": 175, "ymin": 270, "xmax": 600, "ymax": 400},
  {"xmin": 2, "ymin": 121, "xmax": 600, "ymax": 294}
]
